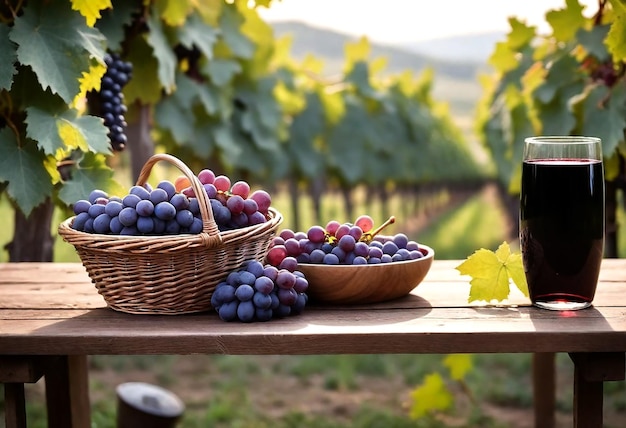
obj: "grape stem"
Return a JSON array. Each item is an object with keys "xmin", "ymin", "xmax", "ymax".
[{"xmin": 362, "ymin": 216, "xmax": 395, "ymax": 242}]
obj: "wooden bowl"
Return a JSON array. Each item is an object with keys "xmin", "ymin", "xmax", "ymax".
[{"xmin": 298, "ymin": 244, "xmax": 434, "ymax": 305}]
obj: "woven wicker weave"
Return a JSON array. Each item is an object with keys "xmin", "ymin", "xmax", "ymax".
[{"xmin": 58, "ymin": 153, "xmax": 283, "ymax": 315}]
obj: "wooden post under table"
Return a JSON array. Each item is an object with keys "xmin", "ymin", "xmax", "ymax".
[{"xmin": 569, "ymin": 352, "xmax": 626, "ymax": 427}]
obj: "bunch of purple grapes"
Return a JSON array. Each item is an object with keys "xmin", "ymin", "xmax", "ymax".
[
  {"xmin": 210, "ymin": 259, "xmax": 308, "ymax": 322},
  {"xmin": 71, "ymin": 183, "xmax": 203, "ymax": 235},
  {"xmin": 99, "ymin": 53, "xmax": 132, "ymax": 151},
  {"xmin": 265, "ymin": 216, "xmax": 425, "ymax": 267},
  {"xmin": 71, "ymin": 175, "xmax": 272, "ymax": 236},
  {"xmin": 178, "ymin": 169, "xmax": 272, "ymax": 231}
]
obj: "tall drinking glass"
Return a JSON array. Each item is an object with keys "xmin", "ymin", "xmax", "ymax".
[{"xmin": 520, "ymin": 136, "xmax": 605, "ymax": 310}]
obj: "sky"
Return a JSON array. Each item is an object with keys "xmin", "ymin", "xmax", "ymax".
[{"xmin": 258, "ymin": 0, "xmax": 599, "ymax": 44}]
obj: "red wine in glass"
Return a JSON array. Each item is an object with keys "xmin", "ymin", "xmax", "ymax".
[{"xmin": 520, "ymin": 137, "xmax": 604, "ymax": 310}]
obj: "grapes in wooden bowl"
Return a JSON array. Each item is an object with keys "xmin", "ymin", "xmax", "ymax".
[{"xmin": 266, "ymin": 216, "xmax": 435, "ymax": 304}]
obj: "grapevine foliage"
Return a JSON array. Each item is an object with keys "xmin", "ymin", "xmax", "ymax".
[
  {"xmin": 477, "ymin": 0, "xmax": 626, "ymax": 193},
  {"xmin": 0, "ymin": 0, "xmax": 482, "ymax": 219}
]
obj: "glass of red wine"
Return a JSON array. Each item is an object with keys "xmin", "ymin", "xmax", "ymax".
[{"xmin": 520, "ymin": 136, "xmax": 605, "ymax": 310}]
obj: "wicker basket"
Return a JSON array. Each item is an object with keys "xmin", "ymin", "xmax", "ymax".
[{"xmin": 58, "ymin": 153, "xmax": 283, "ymax": 315}]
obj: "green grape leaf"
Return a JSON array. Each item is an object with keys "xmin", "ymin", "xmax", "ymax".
[
  {"xmin": 488, "ymin": 42, "xmax": 519, "ymax": 73},
  {"xmin": 537, "ymin": 82, "xmax": 583, "ymax": 136},
  {"xmin": 546, "ymin": 0, "xmax": 587, "ymax": 42},
  {"xmin": 507, "ymin": 17, "xmax": 536, "ymax": 50},
  {"xmin": 456, "ymin": 241, "xmax": 529, "ymax": 303},
  {"xmin": 0, "ymin": 24, "xmax": 17, "ymax": 91},
  {"xmin": 25, "ymin": 106, "xmax": 110, "ymax": 156},
  {"xmin": 58, "ymin": 152, "xmax": 124, "ymax": 205},
  {"xmin": 177, "ymin": 13, "xmax": 220, "ymax": 60},
  {"xmin": 577, "ymin": 83, "xmax": 626, "ymax": 157},
  {"xmin": 606, "ymin": 12, "xmax": 626, "ymax": 62},
  {"xmin": 212, "ymin": 123, "xmax": 242, "ymax": 160},
  {"xmin": 287, "ymin": 92, "xmax": 326, "ymax": 178},
  {"xmin": 154, "ymin": 96, "xmax": 194, "ymax": 144},
  {"xmin": 533, "ymin": 53, "xmax": 581, "ymax": 104},
  {"xmin": 204, "ymin": 58, "xmax": 242, "ymax": 86},
  {"xmin": 9, "ymin": 0, "xmax": 106, "ymax": 104},
  {"xmin": 219, "ymin": 5, "xmax": 255, "ymax": 59},
  {"xmin": 576, "ymin": 24, "xmax": 610, "ymax": 61},
  {"xmin": 146, "ymin": 11, "xmax": 177, "ymax": 94},
  {"xmin": 0, "ymin": 128, "xmax": 52, "ymax": 216},
  {"xmin": 124, "ymin": 35, "xmax": 162, "ymax": 104},
  {"xmin": 408, "ymin": 373, "xmax": 453, "ymax": 419},
  {"xmin": 155, "ymin": 0, "xmax": 192, "ymax": 27},
  {"xmin": 443, "ymin": 354, "xmax": 473, "ymax": 381},
  {"xmin": 96, "ymin": 1, "xmax": 139, "ymax": 52},
  {"xmin": 70, "ymin": 0, "xmax": 112, "ymax": 27}
]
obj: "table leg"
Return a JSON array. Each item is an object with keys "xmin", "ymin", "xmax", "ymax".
[
  {"xmin": 569, "ymin": 352, "xmax": 625, "ymax": 428},
  {"xmin": 44, "ymin": 355, "xmax": 91, "ymax": 428},
  {"xmin": 533, "ymin": 352, "xmax": 555, "ymax": 428},
  {"xmin": 4, "ymin": 383, "xmax": 27, "ymax": 428}
]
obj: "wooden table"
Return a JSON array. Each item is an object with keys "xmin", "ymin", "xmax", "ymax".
[{"xmin": 1, "ymin": 261, "xmax": 626, "ymax": 427}]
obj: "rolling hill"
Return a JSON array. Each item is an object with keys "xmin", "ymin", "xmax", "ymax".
[{"xmin": 269, "ymin": 21, "xmax": 492, "ymax": 137}]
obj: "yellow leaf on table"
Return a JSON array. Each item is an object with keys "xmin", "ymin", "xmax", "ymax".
[{"xmin": 456, "ymin": 241, "xmax": 529, "ymax": 304}]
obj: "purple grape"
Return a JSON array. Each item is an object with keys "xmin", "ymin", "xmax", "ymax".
[
  {"xmin": 157, "ymin": 180, "xmax": 176, "ymax": 199},
  {"xmin": 276, "ymin": 270, "xmax": 296, "ymax": 289},
  {"xmin": 353, "ymin": 256, "xmax": 368, "ymax": 265},
  {"xmin": 203, "ymin": 183, "xmax": 218, "ymax": 199},
  {"xmin": 226, "ymin": 195, "xmax": 245, "ymax": 214},
  {"xmin": 130, "ymin": 185, "xmax": 150, "ymax": 200},
  {"xmin": 154, "ymin": 201, "xmax": 176, "ymax": 220},
  {"xmin": 253, "ymin": 291, "xmax": 272, "ymax": 309},
  {"xmin": 323, "ymin": 253, "xmax": 340, "ymax": 265},
  {"xmin": 149, "ymin": 188, "xmax": 169, "ymax": 205},
  {"xmin": 137, "ymin": 216, "xmax": 154, "ymax": 234},
  {"xmin": 72, "ymin": 212, "xmax": 90, "ymax": 231},
  {"xmin": 239, "ymin": 271, "xmax": 257, "ymax": 286},
  {"xmin": 284, "ymin": 238, "xmax": 301, "ymax": 256},
  {"xmin": 348, "ymin": 226, "xmax": 363, "ymax": 241},
  {"xmin": 307, "ymin": 225, "xmax": 326, "ymax": 243},
  {"xmin": 218, "ymin": 301, "xmax": 238, "ymax": 321},
  {"xmin": 136, "ymin": 199, "xmax": 154, "ymax": 217},
  {"xmin": 110, "ymin": 216, "xmax": 123, "ymax": 234},
  {"xmin": 277, "ymin": 288, "xmax": 297, "ymax": 306},
  {"xmin": 170, "ymin": 193, "xmax": 189, "ymax": 210},
  {"xmin": 248, "ymin": 211, "xmax": 266, "ymax": 225},
  {"xmin": 104, "ymin": 200, "xmax": 123, "ymax": 217},
  {"xmin": 278, "ymin": 256, "xmax": 298, "ymax": 272},
  {"xmin": 88, "ymin": 203, "xmax": 106, "ymax": 218},
  {"xmin": 382, "ymin": 241, "xmax": 399, "ymax": 255},
  {"xmin": 122, "ymin": 194, "xmax": 141, "ymax": 208},
  {"xmin": 235, "ymin": 284, "xmax": 254, "ymax": 301},
  {"xmin": 73, "ymin": 200, "xmax": 91, "ymax": 215},
  {"xmin": 263, "ymin": 265, "xmax": 279, "ymax": 281},
  {"xmin": 176, "ymin": 210, "xmax": 194, "ymax": 227},
  {"xmin": 294, "ymin": 276, "xmax": 308, "ymax": 293},
  {"xmin": 393, "ymin": 233, "xmax": 409, "ymax": 249},
  {"xmin": 255, "ymin": 307, "xmax": 273, "ymax": 322},
  {"xmin": 309, "ymin": 249, "xmax": 326, "ymax": 264},
  {"xmin": 337, "ymin": 235, "xmax": 356, "ymax": 252},
  {"xmin": 243, "ymin": 198, "xmax": 258, "ymax": 215},
  {"xmin": 237, "ymin": 301, "xmax": 255, "ymax": 322},
  {"xmin": 118, "ymin": 207, "xmax": 137, "ymax": 227},
  {"xmin": 254, "ymin": 276, "xmax": 274, "ymax": 294},
  {"xmin": 165, "ymin": 219, "xmax": 180, "ymax": 234},
  {"xmin": 93, "ymin": 213, "xmax": 111, "ymax": 234},
  {"xmin": 246, "ymin": 260, "xmax": 265, "ymax": 278},
  {"xmin": 354, "ymin": 241, "xmax": 369, "ymax": 257},
  {"xmin": 88, "ymin": 189, "xmax": 108, "ymax": 204}
]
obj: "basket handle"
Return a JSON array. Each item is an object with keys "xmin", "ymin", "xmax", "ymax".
[{"xmin": 136, "ymin": 153, "xmax": 220, "ymax": 238}]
